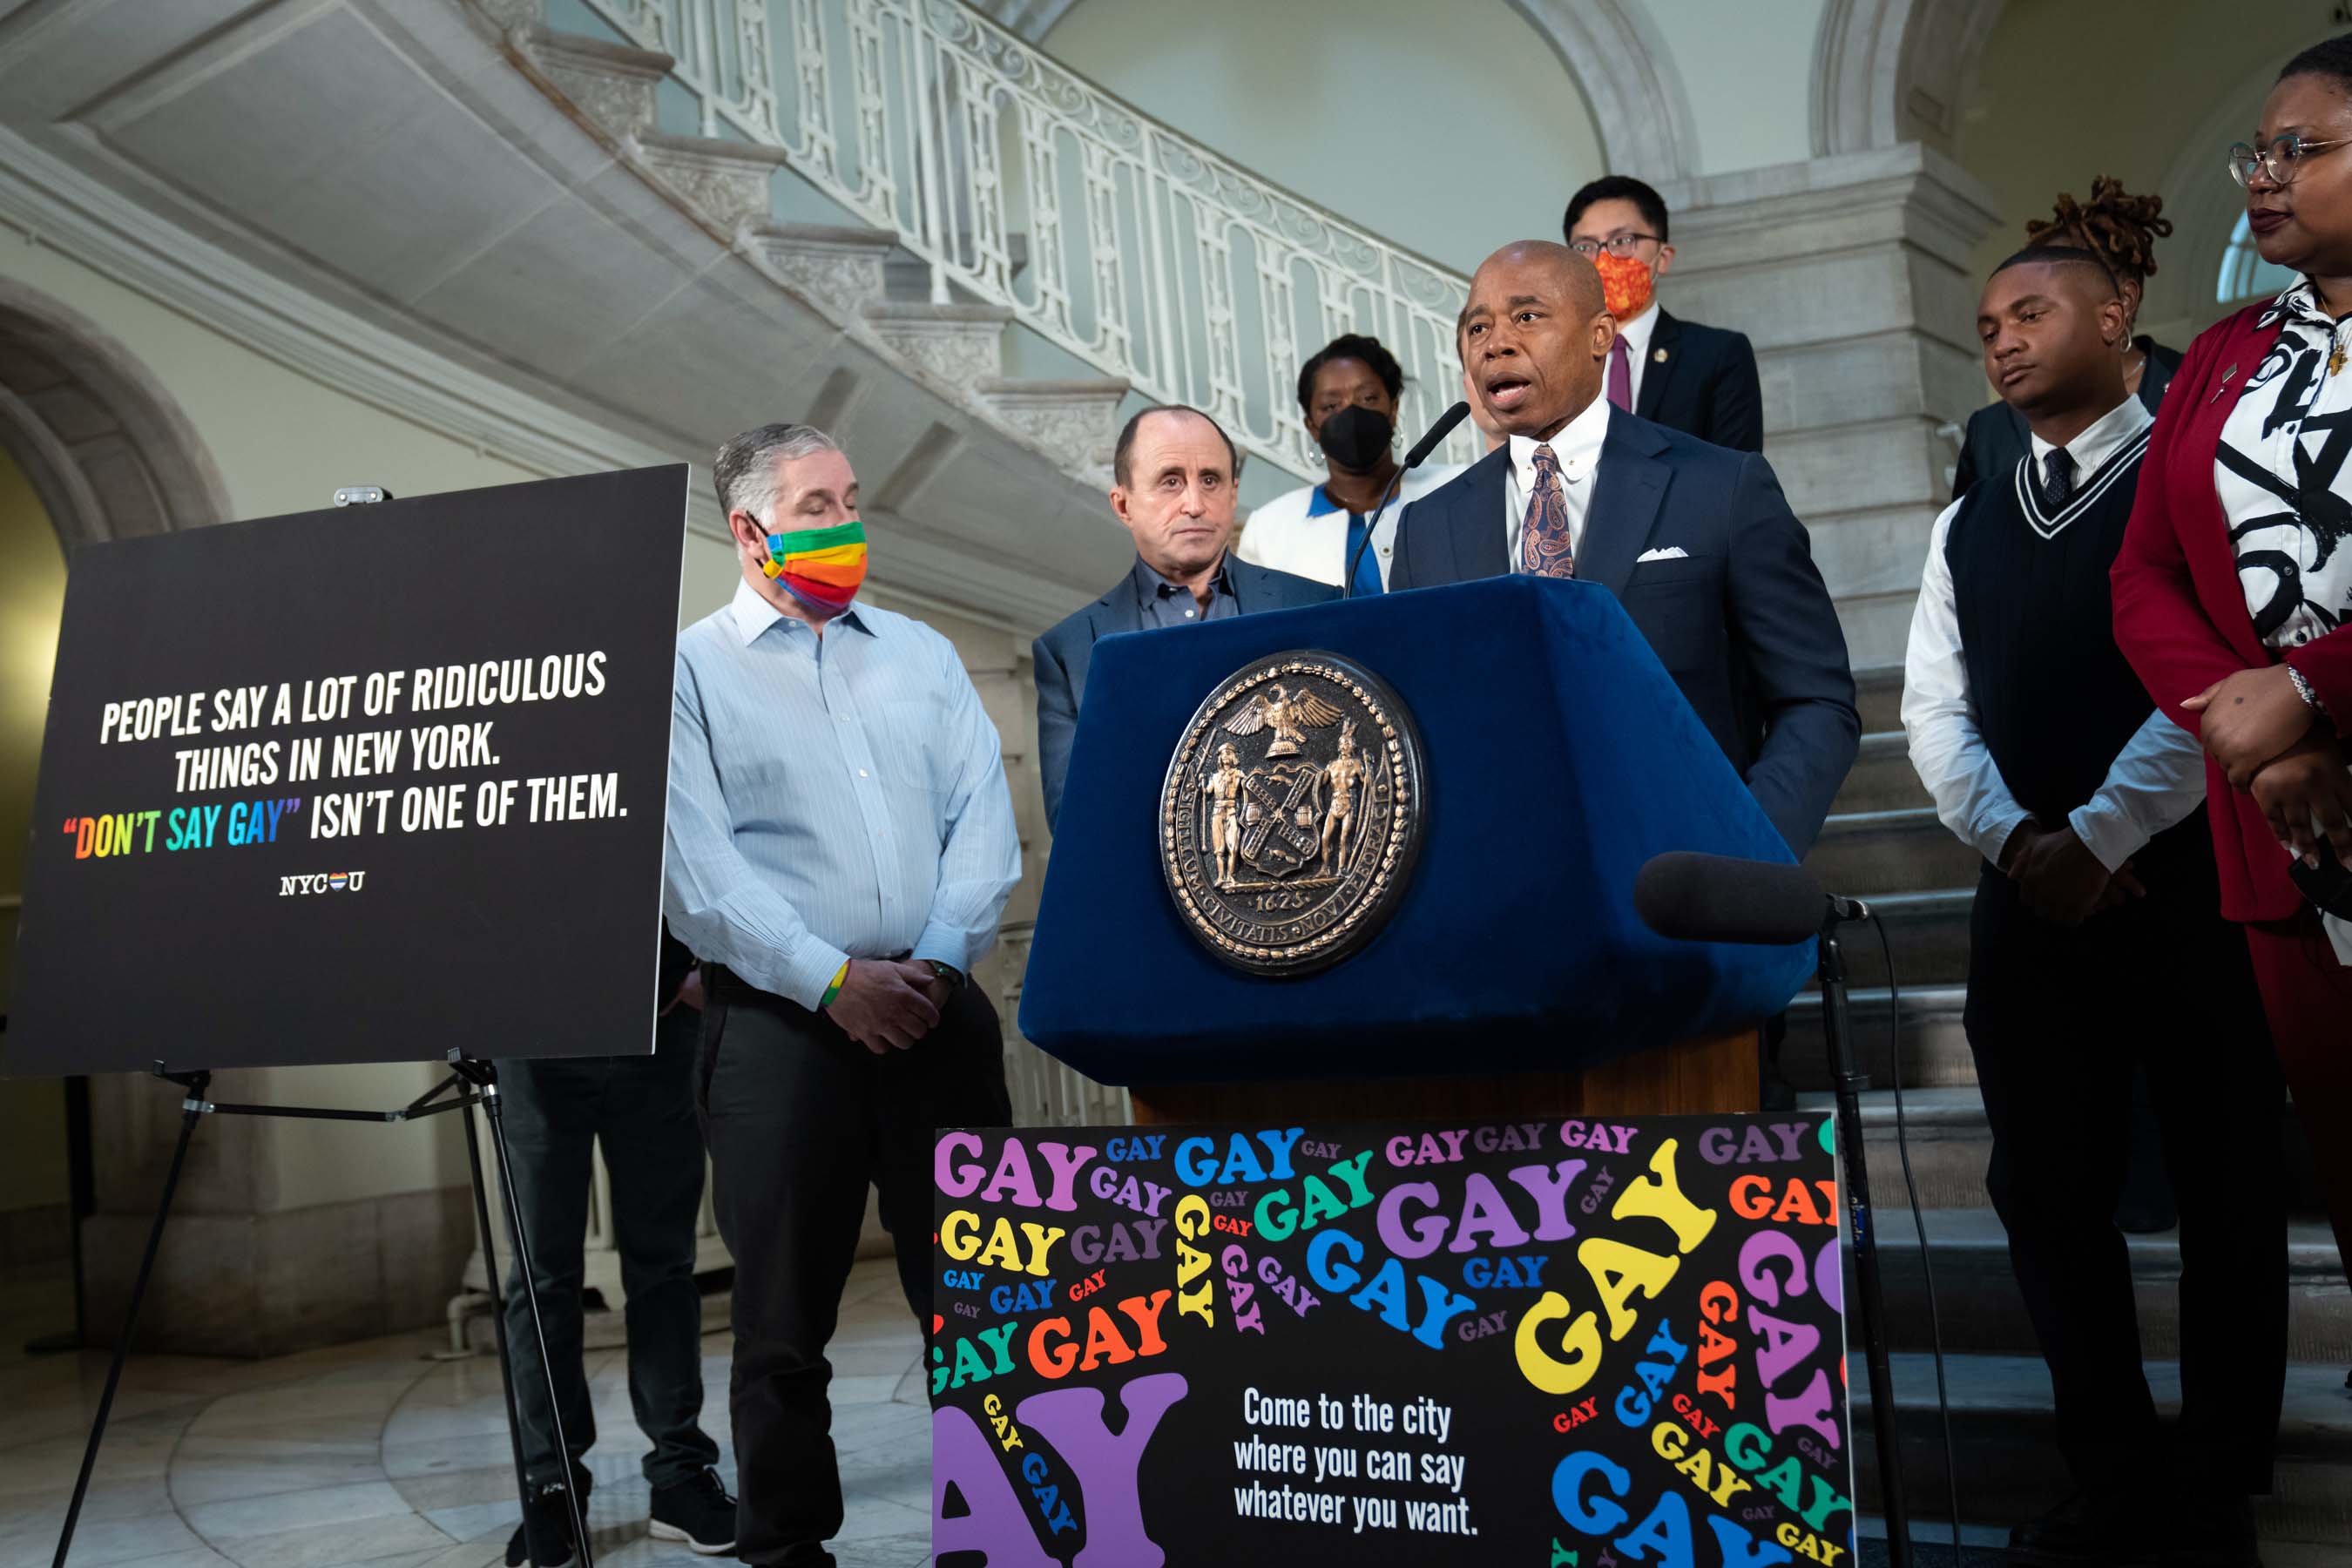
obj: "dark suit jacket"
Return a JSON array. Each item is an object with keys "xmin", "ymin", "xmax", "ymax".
[
  {"xmin": 1389, "ymin": 410, "xmax": 1858, "ymax": 855},
  {"xmin": 1033, "ymin": 556, "xmax": 1339, "ymax": 830},
  {"xmin": 1950, "ymin": 336, "xmax": 2182, "ymax": 499},
  {"xmin": 1637, "ymin": 308, "xmax": 1764, "ymax": 453}
]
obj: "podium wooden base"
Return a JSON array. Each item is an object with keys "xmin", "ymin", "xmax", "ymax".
[{"xmin": 1127, "ymin": 1027, "xmax": 1760, "ymax": 1125}]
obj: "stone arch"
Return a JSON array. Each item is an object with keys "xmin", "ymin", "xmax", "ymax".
[
  {"xmin": 983, "ymin": 0, "xmax": 1698, "ymax": 181},
  {"xmin": 0, "ymin": 276, "xmax": 229, "ymax": 552},
  {"xmin": 1811, "ymin": 0, "xmax": 2007, "ymax": 156}
]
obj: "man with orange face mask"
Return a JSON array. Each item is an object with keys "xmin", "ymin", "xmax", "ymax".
[{"xmin": 1564, "ymin": 176, "xmax": 1764, "ymax": 453}]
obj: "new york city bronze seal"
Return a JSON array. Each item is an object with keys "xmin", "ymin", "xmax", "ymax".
[{"xmin": 1159, "ymin": 650, "xmax": 1425, "ymax": 976}]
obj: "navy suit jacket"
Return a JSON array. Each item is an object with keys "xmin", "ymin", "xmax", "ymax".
[
  {"xmin": 1389, "ymin": 409, "xmax": 1858, "ymax": 856},
  {"xmin": 1033, "ymin": 556, "xmax": 1338, "ymax": 830},
  {"xmin": 1639, "ymin": 308, "xmax": 1764, "ymax": 454}
]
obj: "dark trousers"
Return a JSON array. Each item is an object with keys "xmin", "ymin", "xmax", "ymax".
[
  {"xmin": 698, "ymin": 966, "xmax": 1011, "ymax": 1564},
  {"xmin": 1964, "ymin": 851, "xmax": 2287, "ymax": 1495},
  {"xmin": 499, "ymin": 1005, "xmax": 720, "ymax": 1495},
  {"xmin": 2247, "ymin": 912, "xmax": 2352, "ymax": 1271}
]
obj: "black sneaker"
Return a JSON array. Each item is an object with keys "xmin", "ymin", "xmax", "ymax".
[
  {"xmin": 504, "ymin": 1484, "xmax": 578, "ymax": 1568},
  {"xmin": 649, "ymin": 1469, "xmax": 738, "ymax": 1556}
]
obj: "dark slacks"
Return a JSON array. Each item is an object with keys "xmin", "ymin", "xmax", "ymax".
[
  {"xmin": 2247, "ymin": 911, "xmax": 2352, "ymax": 1272},
  {"xmin": 1963, "ymin": 841, "xmax": 2286, "ymax": 1496},
  {"xmin": 499, "ymin": 1005, "xmax": 720, "ymax": 1494},
  {"xmin": 698, "ymin": 966, "xmax": 1010, "ymax": 1564}
]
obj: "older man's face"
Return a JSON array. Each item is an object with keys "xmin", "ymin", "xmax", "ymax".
[
  {"xmin": 1111, "ymin": 410, "xmax": 1237, "ymax": 581},
  {"xmin": 730, "ymin": 448, "xmax": 859, "ymax": 572},
  {"xmin": 1458, "ymin": 243, "xmax": 1613, "ymax": 441}
]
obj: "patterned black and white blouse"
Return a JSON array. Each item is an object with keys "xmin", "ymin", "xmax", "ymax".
[
  {"xmin": 2225, "ymin": 280, "xmax": 2352, "ymax": 963},
  {"xmin": 2220, "ymin": 280, "xmax": 2352, "ymax": 648}
]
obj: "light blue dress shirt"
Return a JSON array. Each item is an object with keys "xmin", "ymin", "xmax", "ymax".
[{"xmin": 664, "ymin": 578, "xmax": 1021, "ymax": 1010}]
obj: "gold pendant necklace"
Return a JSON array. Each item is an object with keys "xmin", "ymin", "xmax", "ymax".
[{"xmin": 2333, "ymin": 341, "xmax": 2348, "ymax": 377}]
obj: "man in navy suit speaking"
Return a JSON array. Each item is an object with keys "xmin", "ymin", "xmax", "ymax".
[
  {"xmin": 1034, "ymin": 404, "xmax": 1335, "ymax": 831},
  {"xmin": 1390, "ymin": 242, "xmax": 1857, "ymax": 858}
]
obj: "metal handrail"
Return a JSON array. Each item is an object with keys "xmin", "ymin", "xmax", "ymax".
[{"xmin": 573, "ymin": 0, "xmax": 1479, "ymax": 480}]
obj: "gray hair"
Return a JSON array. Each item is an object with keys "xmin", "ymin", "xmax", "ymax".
[{"xmin": 713, "ymin": 422, "xmax": 841, "ymax": 524}]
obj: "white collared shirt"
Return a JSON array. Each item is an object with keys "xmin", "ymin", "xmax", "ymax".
[
  {"xmin": 1903, "ymin": 394, "xmax": 2203, "ymax": 875},
  {"xmin": 1616, "ymin": 304, "xmax": 1661, "ymax": 409},
  {"xmin": 2025, "ymin": 393, "xmax": 2149, "ymax": 510},
  {"xmin": 1503, "ymin": 392, "xmax": 1612, "ymax": 568}
]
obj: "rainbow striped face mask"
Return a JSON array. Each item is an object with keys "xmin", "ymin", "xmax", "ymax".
[{"xmin": 762, "ymin": 519, "xmax": 868, "ymax": 612}]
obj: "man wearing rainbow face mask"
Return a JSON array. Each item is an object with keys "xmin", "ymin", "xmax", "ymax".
[
  {"xmin": 1563, "ymin": 175, "xmax": 1764, "ymax": 455},
  {"xmin": 664, "ymin": 422, "xmax": 1021, "ymax": 1567}
]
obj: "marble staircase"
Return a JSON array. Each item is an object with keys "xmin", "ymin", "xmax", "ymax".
[{"xmin": 1796, "ymin": 666, "xmax": 2352, "ymax": 1547}]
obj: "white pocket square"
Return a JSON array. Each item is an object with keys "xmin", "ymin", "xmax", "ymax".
[{"xmin": 1636, "ymin": 546, "xmax": 1690, "ymax": 563}]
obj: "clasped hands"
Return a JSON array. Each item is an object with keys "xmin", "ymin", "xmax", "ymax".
[
  {"xmin": 824, "ymin": 957, "xmax": 957, "ymax": 1053},
  {"xmin": 1999, "ymin": 819, "xmax": 2143, "ymax": 927},
  {"xmin": 2183, "ymin": 666, "xmax": 2352, "ymax": 868}
]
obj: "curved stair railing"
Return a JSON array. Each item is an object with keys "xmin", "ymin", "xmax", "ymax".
[{"xmin": 571, "ymin": 0, "xmax": 1479, "ymax": 480}]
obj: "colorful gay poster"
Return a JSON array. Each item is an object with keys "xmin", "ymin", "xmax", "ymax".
[{"xmin": 930, "ymin": 1113, "xmax": 1853, "ymax": 1566}]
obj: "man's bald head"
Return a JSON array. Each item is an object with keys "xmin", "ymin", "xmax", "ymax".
[
  {"xmin": 1472, "ymin": 240, "xmax": 1605, "ymax": 316},
  {"xmin": 1457, "ymin": 240, "xmax": 1617, "ymax": 441}
]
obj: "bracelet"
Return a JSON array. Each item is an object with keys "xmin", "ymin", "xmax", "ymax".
[
  {"xmin": 820, "ymin": 959, "xmax": 849, "ymax": 1009},
  {"xmin": 2288, "ymin": 663, "xmax": 2331, "ymax": 720}
]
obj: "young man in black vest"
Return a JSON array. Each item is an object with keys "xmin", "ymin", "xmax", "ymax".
[{"xmin": 1902, "ymin": 247, "xmax": 2284, "ymax": 1568}]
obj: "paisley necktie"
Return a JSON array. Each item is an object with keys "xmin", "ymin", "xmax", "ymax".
[{"xmin": 1518, "ymin": 443, "xmax": 1574, "ymax": 578}]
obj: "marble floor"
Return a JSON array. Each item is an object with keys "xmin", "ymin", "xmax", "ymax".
[{"xmin": 0, "ymin": 1260, "xmax": 928, "ymax": 1568}]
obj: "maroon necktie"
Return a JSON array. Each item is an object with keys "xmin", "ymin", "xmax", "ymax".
[{"xmin": 1606, "ymin": 336, "xmax": 1632, "ymax": 412}]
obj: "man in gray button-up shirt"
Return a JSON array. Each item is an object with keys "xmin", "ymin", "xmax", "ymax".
[{"xmin": 664, "ymin": 422, "xmax": 1018, "ymax": 1567}]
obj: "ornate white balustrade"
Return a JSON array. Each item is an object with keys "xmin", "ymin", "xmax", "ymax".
[{"xmin": 571, "ymin": 0, "xmax": 1480, "ymax": 480}]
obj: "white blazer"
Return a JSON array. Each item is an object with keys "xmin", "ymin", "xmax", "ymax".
[{"xmin": 1235, "ymin": 463, "xmax": 1470, "ymax": 589}]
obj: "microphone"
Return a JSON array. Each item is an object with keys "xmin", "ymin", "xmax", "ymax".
[
  {"xmin": 1633, "ymin": 851, "xmax": 1869, "ymax": 947},
  {"xmin": 1345, "ymin": 401, "xmax": 1471, "ymax": 599}
]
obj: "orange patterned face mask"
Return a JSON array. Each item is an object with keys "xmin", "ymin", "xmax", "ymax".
[{"xmin": 1592, "ymin": 249, "xmax": 1656, "ymax": 319}]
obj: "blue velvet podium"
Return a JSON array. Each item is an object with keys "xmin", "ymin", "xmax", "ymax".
[{"xmin": 1020, "ymin": 576, "xmax": 1813, "ymax": 1124}]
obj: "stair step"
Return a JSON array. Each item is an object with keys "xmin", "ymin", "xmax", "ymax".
[
  {"xmin": 977, "ymin": 377, "xmax": 1129, "ymax": 486},
  {"xmin": 1846, "ymin": 1204, "xmax": 2352, "ymax": 1363},
  {"xmin": 628, "ymin": 129, "xmax": 792, "ymax": 231},
  {"xmin": 513, "ymin": 25, "xmax": 672, "ymax": 142},
  {"xmin": 885, "ymin": 233, "xmax": 1031, "ymax": 300},
  {"xmin": 1815, "ymin": 886, "xmax": 1971, "ymax": 992},
  {"xmin": 740, "ymin": 220, "xmax": 898, "ymax": 316},
  {"xmin": 1854, "ymin": 663, "xmax": 1904, "ymax": 735},
  {"xmin": 1802, "ymin": 1088, "xmax": 1994, "ymax": 1212},
  {"xmin": 1806, "ymin": 808, "xmax": 1983, "ymax": 898},
  {"xmin": 1834, "ymin": 731, "xmax": 1932, "ymax": 816},
  {"xmin": 1849, "ymin": 1353, "xmax": 2352, "ymax": 1542},
  {"xmin": 860, "ymin": 300, "xmax": 1013, "ymax": 386},
  {"xmin": 1783, "ymin": 984, "xmax": 1973, "ymax": 1092}
]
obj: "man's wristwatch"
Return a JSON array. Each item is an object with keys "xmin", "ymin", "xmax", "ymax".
[{"xmin": 924, "ymin": 960, "xmax": 967, "ymax": 993}]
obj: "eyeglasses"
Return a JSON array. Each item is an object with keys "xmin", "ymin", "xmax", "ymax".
[
  {"xmin": 1567, "ymin": 233, "xmax": 1661, "ymax": 259},
  {"xmin": 2227, "ymin": 133, "xmax": 2352, "ymax": 188}
]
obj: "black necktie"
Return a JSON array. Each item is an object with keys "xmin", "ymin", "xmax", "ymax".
[{"xmin": 2039, "ymin": 448, "xmax": 2076, "ymax": 510}]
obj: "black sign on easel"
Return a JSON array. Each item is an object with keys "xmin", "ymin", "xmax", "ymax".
[{"xmin": 6, "ymin": 466, "xmax": 692, "ymax": 1568}]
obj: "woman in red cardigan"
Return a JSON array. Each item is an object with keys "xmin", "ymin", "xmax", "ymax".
[{"xmin": 2112, "ymin": 37, "xmax": 2352, "ymax": 1276}]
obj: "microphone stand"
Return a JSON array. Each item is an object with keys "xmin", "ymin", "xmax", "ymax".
[
  {"xmin": 1819, "ymin": 914, "xmax": 1911, "ymax": 1567},
  {"xmin": 1342, "ymin": 470, "xmax": 1405, "ymax": 601}
]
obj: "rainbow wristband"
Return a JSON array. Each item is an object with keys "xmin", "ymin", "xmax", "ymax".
[{"xmin": 820, "ymin": 960, "xmax": 849, "ymax": 1010}]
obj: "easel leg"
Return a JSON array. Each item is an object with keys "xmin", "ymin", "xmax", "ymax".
[
  {"xmin": 462, "ymin": 1098, "xmax": 551, "ymax": 1568},
  {"xmin": 474, "ymin": 1064, "xmax": 596, "ymax": 1568},
  {"xmin": 51, "ymin": 1072, "xmax": 209, "ymax": 1568}
]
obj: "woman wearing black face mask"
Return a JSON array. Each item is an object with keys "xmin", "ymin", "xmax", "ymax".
[{"xmin": 1235, "ymin": 333, "xmax": 1467, "ymax": 594}]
